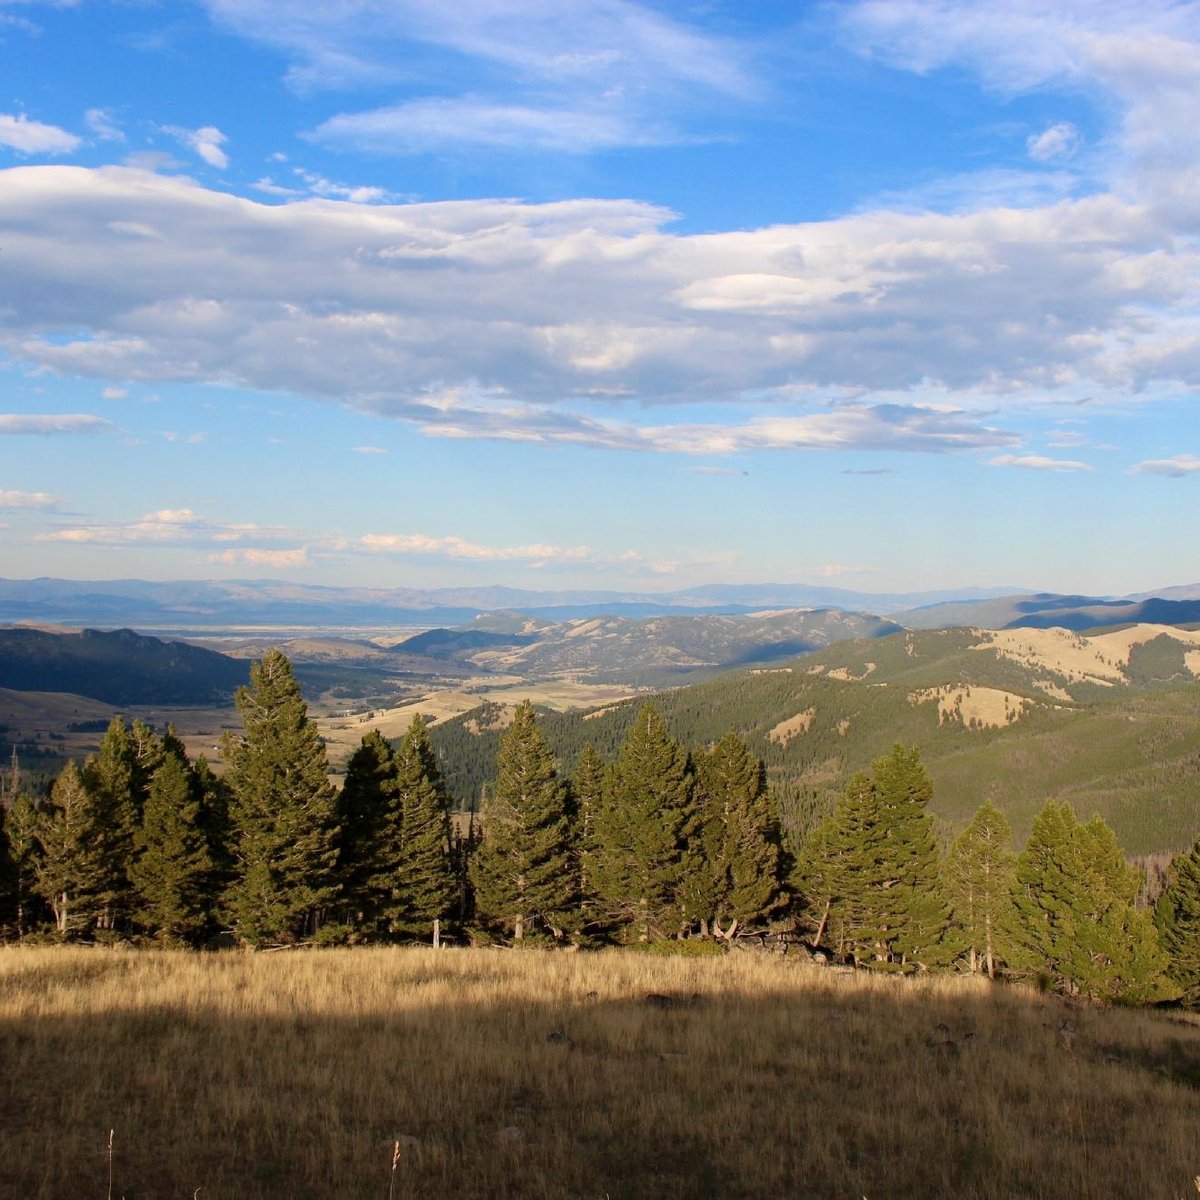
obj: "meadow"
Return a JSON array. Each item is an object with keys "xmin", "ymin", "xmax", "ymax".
[{"xmin": 2, "ymin": 948, "xmax": 1199, "ymax": 1199}]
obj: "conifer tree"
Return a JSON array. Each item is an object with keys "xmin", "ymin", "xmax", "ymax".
[
  {"xmin": 34, "ymin": 760, "xmax": 124, "ymax": 936},
  {"xmin": 193, "ymin": 754, "xmax": 234, "ymax": 893},
  {"xmin": 335, "ymin": 729, "xmax": 398, "ymax": 933},
  {"xmin": 3, "ymin": 792, "xmax": 42, "ymax": 936},
  {"xmin": 1012, "ymin": 801, "xmax": 1175, "ymax": 1003},
  {"xmin": 130, "ymin": 751, "xmax": 214, "ymax": 943},
  {"xmin": 471, "ymin": 701, "xmax": 576, "ymax": 941},
  {"xmin": 591, "ymin": 703, "xmax": 695, "ymax": 942},
  {"xmin": 572, "ymin": 743, "xmax": 605, "ymax": 924},
  {"xmin": 944, "ymin": 801, "xmax": 1017, "ymax": 978},
  {"xmin": 387, "ymin": 715, "xmax": 454, "ymax": 939},
  {"xmin": 1156, "ymin": 835, "xmax": 1200, "ymax": 1007},
  {"xmin": 222, "ymin": 650, "xmax": 339, "ymax": 945},
  {"xmin": 694, "ymin": 731, "xmax": 784, "ymax": 937}
]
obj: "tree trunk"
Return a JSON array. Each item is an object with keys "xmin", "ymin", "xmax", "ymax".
[
  {"xmin": 984, "ymin": 913, "xmax": 995, "ymax": 980},
  {"xmin": 812, "ymin": 898, "xmax": 830, "ymax": 948},
  {"xmin": 513, "ymin": 914, "xmax": 524, "ymax": 941}
]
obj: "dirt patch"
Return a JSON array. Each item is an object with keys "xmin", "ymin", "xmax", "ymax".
[
  {"xmin": 910, "ymin": 685, "xmax": 1033, "ymax": 729},
  {"xmin": 768, "ymin": 708, "xmax": 816, "ymax": 746},
  {"xmin": 827, "ymin": 662, "xmax": 876, "ymax": 682}
]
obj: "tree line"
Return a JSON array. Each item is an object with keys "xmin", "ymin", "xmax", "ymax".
[{"xmin": 0, "ymin": 649, "xmax": 1198, "ymax": 1007}]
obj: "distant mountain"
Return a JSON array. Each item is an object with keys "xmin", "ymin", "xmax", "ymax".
[
  {"xmin": 900, "ymin": 592, "xmax": 1200, "ymax": 631},
  {"xmin": 0, "ymin": 575, "xmax": 1031, "ymax": 629},
  {"xmin": 429, "ymin": 622, "xmax": 1200, "ymax": 856},
  {"xmin": 396, "ymin": 608, "xmax": 905, "ymax": 684},
  {"xmin": 0, "ymin": 626, "xmax": 247, "ymax": 706}
]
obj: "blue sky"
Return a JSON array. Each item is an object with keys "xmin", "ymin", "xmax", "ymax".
[{"xmin": 1, "ymin": 0, "xmax": 1199, "ymax": 596}]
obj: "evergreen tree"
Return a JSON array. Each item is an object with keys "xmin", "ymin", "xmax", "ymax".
[
  {"xmin": 130, "ymin": 752, "xmax": 214, "ymax": 943},
  {"xmin": 591, "ymin": 703, "xmax": 695, "ymax": 942},
  {"xmin": 335, "ymin": 729, "xmax": 399, "ymax": 934},
  {"xmin": 1156, "ymin": 835, "xmax": 1200, "ymax": 1007},
  {"xmin": 944, "ymin": 801, "xmax": 1017, "ymax": 979},
  {"xmin": 222, "ymin": 650, "xmax": 339, "ymax": 945},
  {"xmin": 694, "ymin": 731, "xmax": 785, "ymax": 937},
  {"xmin": 3, "ymin": 791, "xmax": 42, "ymax": 936},
  {"xmin": 572, "ymin": 742, "xmax": 605, "ymax": 918},
  {"xmin": 1012, "ymin": 801, "xmax": 1175, "ymax": 1003},
  {"xmin": 471, "ymin": 701, "xmax": 576, "ymax": 941},
  {"xmin": 193, "ymin": 753, "xmax": 234, "ymax": 892},
  {"xmin": 33, "ymin": 760, "xmax": 124, "ymax": 936},
  {"xmin": 387, "ymin": 715, "xmax": 454, "ymax": 939}
]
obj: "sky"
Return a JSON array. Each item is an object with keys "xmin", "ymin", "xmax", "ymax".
[{"xmin": 1, "ymin": 0, "xmax": 1199, "ymax": 597}]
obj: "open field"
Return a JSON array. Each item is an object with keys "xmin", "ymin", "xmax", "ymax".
[{"xmin": 1, "ymin": 948, "xmax": 1198, "ymax": 1199}]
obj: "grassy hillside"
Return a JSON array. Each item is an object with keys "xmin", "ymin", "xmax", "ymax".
[
  {"xmin": 2, "ymin": 947, "xmax": 1197, "ymax": 1200},
  {"xmin": 430, "ymin": 625, "xmax": 1200, "ymax": 854}
]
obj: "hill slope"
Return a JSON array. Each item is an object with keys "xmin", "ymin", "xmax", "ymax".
[
  {"xmin": 0, "ymin": 626, "xmax": 247, "ymax": 706},
  {"xmin": 429, "ymin": 623, "xmax": 1200, "ymax": 855}
]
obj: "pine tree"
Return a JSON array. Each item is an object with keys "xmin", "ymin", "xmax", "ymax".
[
  {"xmin": 3, "ymin": 791, "xmax": 42, "ymax": 936},
  {"xmin": 944, "ymin": 801, "xmax": 1017, "ymax": 978},
  {"xmin": 591, "ymin": 703, "xmax": 695, "ymax": 942},
  {"xmin": 471, "ymin": 702, "xmax": 576, "ymax": 941},
  {"xmin": 33, "ymin": 760, "xmax": 123, "ymax": 936},
  {"xmin": 1156, "ymin": 836, "xmax": 1200, "ymax": 1007},
  {"xmin": 694, "ymin": 731, "xmax": 784, "ymax": 938},
  {"xmin": 572, "ymin": 742, "xmax": 605, "ymax": 919},
  {"xmin": 335, "ymin": 729, "xmax": 399, "ymax": 934},
  {"xmin": 387, "ymin": 715, "xmax": 454, "ymax": 939},
  {"xmin": 222, "ymin": 650, "xmax": 339, "ymax": 945},
  {"xmin": 130, "ymin": 751, "xmax": 214, "ymax": 943},
  {"xmin": 1012, "ymin": 801, "xmax": 1175, "ymax": 1003}
]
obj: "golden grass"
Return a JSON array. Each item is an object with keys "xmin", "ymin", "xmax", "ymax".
[{"xmin": 2, "ymin": 947, "xmax": 1198, "ymax": 1199}]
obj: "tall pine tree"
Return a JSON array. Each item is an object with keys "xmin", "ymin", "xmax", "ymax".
[
  {"xmin": 471, "ymin": 701, "xmax": 576, "ymax": 941},
  {"xmin": 1012, "ymin": 801, "xmax": 1174, "ymax": 1003},
  {"xmin": 693, "ymin": 731, "xmax": 785, "ymax": 938},
  {"xmin": 222, "ymin": 650, "xmax": 339, "ymax": 945},
  {"xmin": 591, "ymin": 703, "xmax": 695, "ymax": 942},
  {"xmin": 944, "ymin": 801, "xmax": 1017, "ymax": 978},
  {"xmin": 387, "ymin": 715, "xmax": 454, "ymax": 939},
  {"xmin": 1156, "ymin": 835, "xmax": 1200, "ymax": 1007},
  {"xmin": 335, "ymin": 729, "xmax": 399, "ymax": 935},
  {"xmin": 130, "ymin": 750, "xmax": 214, "ymax": 944}
]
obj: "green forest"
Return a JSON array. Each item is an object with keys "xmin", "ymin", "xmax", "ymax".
[{"xmin": 2, "ymin": 649, "xmax": 1199, "ymax": 1008}]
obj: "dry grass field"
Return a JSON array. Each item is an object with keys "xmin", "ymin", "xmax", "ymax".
[{"xmin": 2, "ymin": 948, "xmax": 1199, "ymax": 1199}]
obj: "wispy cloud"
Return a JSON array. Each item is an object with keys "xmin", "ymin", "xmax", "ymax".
[
  {"xmin": 1129, "ymin": 453, "xmax": 1200, "ymax": 476},
  {"xmin": 164, "ymin": 124, "xmax": 229, "ymax": 168},
  {"xmin": 353, "ymin": 445, "xmax": 388, "ymax": 455},
  {"xmin": 84, "ymin": 107, "xmax": 124, "ymax": 143},
  {"xmin": 0, "ymin": 413, "xmax": 115, "ymax": 435},
  {"xmin": 0, "ymin": 112, "xmax": 79, "ymax": 155},
  {"xmin": 362, "ymin": 532, "xmax": 592, "ymax": 563},
  {"xmin": 210, "ymin": 546, "xmax": 310, "ymax": 568},
  {"xmin": 988, "ymin": 453, "xmax": 1093, "ymax": 472},
  {"xmin": 1027, "ymin": 121, "xmax": 1080, "ymax": 162},
  {"xmin": 0, "ymin": 489, "xmax": 60, "ymax": 509}
]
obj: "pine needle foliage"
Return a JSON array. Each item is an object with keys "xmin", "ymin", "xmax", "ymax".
[
  {"xmin": 335, "ymin": 730, "xmax": 399, "ymax": 935},
  {"xmin": 385, "ymin": 715, "xmax": 455, "ymax": 939},
  {"xmin": 471, "ymin": 701, "xmax": 576, "ymax": 941},
  {"xmin": 130, "ymin": 751, "xmax": 214, "ymax": 944},
  {"xmin": 943, "ymin": 801, "xmax": 1017, "ymax": 978},
  {"xmin": 222, "ymin": 649, "xmax": 339, "ymax": 945},
  {"xmin": 591, "ymin": 702, "xmax": 695, "ymax": 942},
  {"xmin": 1012, "ymin": 801, "xmax": 1175, "ymax": 1004},
  {"xmin": 693, "ymin": 731, "xmax": 785, "ymax": 934},
  {"xmin": 1155, "ymin": 836, "xmax": 1200, "ymax": 1007}
]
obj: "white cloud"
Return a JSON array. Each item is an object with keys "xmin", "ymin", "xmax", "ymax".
[
  {"xmin": 362, "ymin": 532, "xmax": 592, "ymax": 563},
  {"xmin": 39, "ymin": 506, "xmax": 292, "ymax": 548},
  {"xmin": 353, "ymin": 445, "xmax": 388, "ymax": 455},
  {"xmin": 1027, "ymin": 122, "xmax": 1081, "ymax": 162},
  {"xmin": 164, "ymin": 125, "xmax": 229, "ymax": 169},
  {"xmin": 1, "ymin": 165, "xmax": 1198, "ymax": 457},
  {"xmin": 0, "ymin": 113, "xmax": 79, "ymax": 155},
  {"xmin": 1129, "ymin": 453, "xmax": 1200, "ymax": 476},
  {"xmin": 210, "ymin": 546, "xmax": 310, "ymax": 568},
  {"xmin": 988, "ymin": 453, "xmax": 1093, "ymax": 472},
  {"xmin": 0, "ymin": 413, "xmax": 115, "ymax": 435},
  {"xmin": 0, "ymin": 489, "xmax": 60, "ymax": 509},
  {"xmin": 84, "ymin": 108, "xmax": 123, "ymax": 142},
  {"xmin": 310, "ymin": 98, "xmax": 673, "ymax": 155},
  {"xmin": 100, "ymin": 386, "xmax": 127, "ymax": 399}
]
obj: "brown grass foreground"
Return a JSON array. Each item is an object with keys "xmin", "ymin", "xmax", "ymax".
[{"xmin": 1, "ymin": 948, "xmax": 1198, "ymax": 1199}]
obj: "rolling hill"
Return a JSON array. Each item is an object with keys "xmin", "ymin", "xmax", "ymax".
[{"xmin": 429, "ymin": 623, "xmax": 1200, "ymax": 856}]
